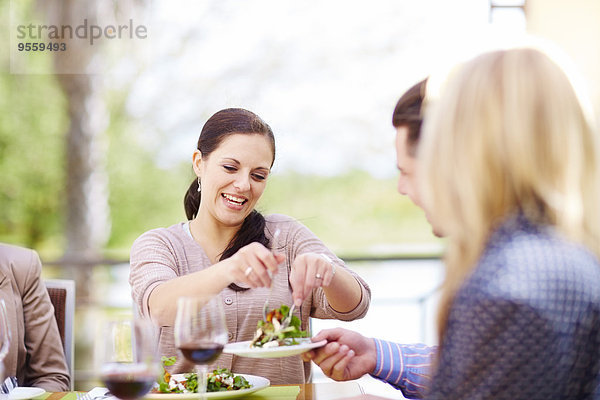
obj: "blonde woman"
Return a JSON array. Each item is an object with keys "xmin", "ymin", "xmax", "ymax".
[
  {"xmin": 305, "ymin": 47, "xmax": 600, "ymax": 399},
  {"xmin": 418, "ymin": 47, "xmax": 600, "ymax": 398}
]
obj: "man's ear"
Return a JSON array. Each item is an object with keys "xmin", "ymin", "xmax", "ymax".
[{"xmin": 192, "ymin": 150, "xmax": 203, "ymax": 176}]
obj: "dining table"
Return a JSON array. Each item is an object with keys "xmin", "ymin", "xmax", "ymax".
[{"xmin": 41, "ymin": 381, "xmax": 365, "ymax": 400}]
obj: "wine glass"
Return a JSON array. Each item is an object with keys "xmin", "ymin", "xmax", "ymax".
[
  {"xmin": 0, "ymin": 299, "xmax": 10, "ymax": 382},
  {"xmin": 174, "ymin": 296, "xmax": 228, "ymax": 399},
  {"xmin": 99, "ymin": 317, "xmax": 159, "ymax": 400}
]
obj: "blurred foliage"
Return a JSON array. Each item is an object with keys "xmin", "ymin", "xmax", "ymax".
[
  {"xmin": 259, "ymin": 171, "xmax": 438, "ymax": 256},
  {"xmin": 0, "ymin": 75, "xmax": 66, "ymax": 251},
  {"xmin": 0, "ymin": 0, "xmax": 438, "ymax": 259},
  {"xmin": 0, "ymin": 29, "xmax": 67, "ymax": 254},
  {"xmin": 105, "ymin": 164, "xmax": 439, "ymax": 258},
  {"xmin": 103, "ymin": 92, "xmax": 191, "ymax": 255},
  {"xmin": 0, "ymin": 76, "xmax": 439, "ymax": 257},
  {"xmin": 103, "ymin": 93, "xmax": 439, "ymax": 257},
  {"xmin": 0, "ymin": 0, "xmax": 439, "ymax": 260}
]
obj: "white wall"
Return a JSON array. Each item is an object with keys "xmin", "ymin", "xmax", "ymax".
[{"xmin": 527, "ymin": 0, "xmax": 600, "ymax": 121}]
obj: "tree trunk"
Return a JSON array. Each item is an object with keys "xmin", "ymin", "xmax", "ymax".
[
  {"xmin": 59, "ymin": 74, "xmax": 111, "ymax": 261},
  {"xmin": 41, "ymin": 0, "xmax": 111, "ymax": 301}
]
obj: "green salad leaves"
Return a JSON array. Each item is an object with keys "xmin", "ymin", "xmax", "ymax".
[
  {"xmin": 250, "ymin": 304, "xmax": 307, "ymax": 348},
  {"xmin": 157, "ymin": 356, "xmax": 176, "ymax": 393},
  {"xmin": 207, "ymin": 369, "xmax": 251, "ymax": 392},
  {"xmin": 155, "ymin": 357, "xmax": 251, "ymax": 393}
]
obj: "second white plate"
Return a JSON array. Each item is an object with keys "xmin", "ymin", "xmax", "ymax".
[
  {"xmin": 9, "ymin": 387, "xmax": 45, "ymax": 400},
  {"xmin": 145, "ymin": 374, "xmax": 269, "ymax": 399},
  {"xmin": 223, "ymin": 338, "xmax": 327, "ymax": 358}
]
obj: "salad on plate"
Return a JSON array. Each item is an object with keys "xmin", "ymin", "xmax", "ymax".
[
  {"xmin": 155, "ymin": 357, "xmax": 251, "ymax": 393},
  {"xmin": 250, "ymin": 305, "xmax": 307, "ymax": 348}
]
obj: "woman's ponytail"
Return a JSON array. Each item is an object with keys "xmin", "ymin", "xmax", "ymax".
[{"xmin": 184, "ymin": 178, "xmax": 201, "ymax": 220}]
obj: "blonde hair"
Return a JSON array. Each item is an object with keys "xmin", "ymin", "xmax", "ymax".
[{"xmin": 418, "ymin": 47, "xmax": 600, "ymax": 341}]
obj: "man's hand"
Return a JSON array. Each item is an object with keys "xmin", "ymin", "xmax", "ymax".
[{"xmin": 301, "ymin": 328, "xmax": 377, "ymax": 381}]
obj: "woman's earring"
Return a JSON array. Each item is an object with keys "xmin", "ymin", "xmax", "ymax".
[{"xmin": 197, "ymin": 177, "xmax": 202, "ymax": 192}]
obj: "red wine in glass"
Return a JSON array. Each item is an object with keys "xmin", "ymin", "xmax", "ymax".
[
  {"xmin": 102, "ymin": 367, "xmax": 156, "ymax": 400},
  {"xmin": 178, "ymin": 342, "xmax": 224, "ymax": 364},
  {"xmin": 99, "ymin": 318, "xmax": 159, "ymax": 400},
  {"xmin": 174, "ymin": 296, "xmax": 228, "ymax": 399}
]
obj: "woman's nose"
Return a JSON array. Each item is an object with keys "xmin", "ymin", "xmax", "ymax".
[{"xmin": 233, "ymin": 175, "xmax": 251, "ymax": 191}]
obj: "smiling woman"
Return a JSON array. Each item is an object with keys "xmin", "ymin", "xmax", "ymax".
[
  {"xmin": 128, "ymin": 108, "xmax": 371, "ymax": 385},
  {"xmin": 185, "ymin": 109, "xmax": 276, "ymax": 270}
]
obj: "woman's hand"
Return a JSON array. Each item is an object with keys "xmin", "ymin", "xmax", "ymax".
[
  {"xmin": 289, "ymin": 252, "xmax": 336, "ymax": 305},
  {"xmin": 229, "ymin": 242, "xmax": 285, "ymax": 288}
]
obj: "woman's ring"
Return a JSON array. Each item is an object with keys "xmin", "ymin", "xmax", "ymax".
[
  {"xmin": 244, "ymin": 267, "xmax": 253, "ymax": 277},
  {"xmin": 315, "ymin": 273, "xmax": 322, "ymax": 279}
]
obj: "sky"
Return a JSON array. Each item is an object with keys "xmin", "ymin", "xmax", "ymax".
[{"xmin": 97, "ymin": 0, "xmax": 525, "ymax": 177}]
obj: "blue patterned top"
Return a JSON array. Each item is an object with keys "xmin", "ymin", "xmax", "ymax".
[
  {"xmin": 428, "ymin": 214, "xmax": 600, "ymax": 399},
  {"xmin": 371, "ymin": 214, "xmax": 600, "ymax": 399}
]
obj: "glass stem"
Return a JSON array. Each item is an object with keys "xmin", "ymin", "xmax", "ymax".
[{"xmin": 196, "ymin": 364, "xmax": 208, "ymax": 400}]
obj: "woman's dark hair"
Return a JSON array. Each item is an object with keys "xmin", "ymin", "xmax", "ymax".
[
  {"xmin": 392, "ymin": 78, "xmax": 427, "ymax": 157},
  {"xmin": 184, "ymin": 108, "xmax": 276, "ymax": 291}
]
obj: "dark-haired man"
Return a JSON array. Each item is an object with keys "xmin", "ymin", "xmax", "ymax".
[{"xmin": 302, "ymin": 79, "xmax": 436, "ymax": 399}]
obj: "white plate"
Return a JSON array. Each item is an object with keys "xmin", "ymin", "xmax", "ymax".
[
  {"xmin": 223, "ymin": 338, "xmax": 327, "ymax": 358},
  {"xmin": 9, "ymin": 387, "xmax": 45, "ymax": 400},
  {"xmin": 145, "ymin": 374, "xmax": 269, "ymax": 399}
]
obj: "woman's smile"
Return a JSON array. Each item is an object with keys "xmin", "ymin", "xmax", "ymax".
[{"xmin": 221, "ymin": 193, "xmax": 248, "ymax": 210}]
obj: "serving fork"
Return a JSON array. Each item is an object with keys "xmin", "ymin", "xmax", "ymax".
[
  {"xmin": 262, "ymin": 229, "xmax": 281, "ymax": 321},
  {"xmin": 280, "ymin": 302, "xmax": 296, "ymax": 329}
]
